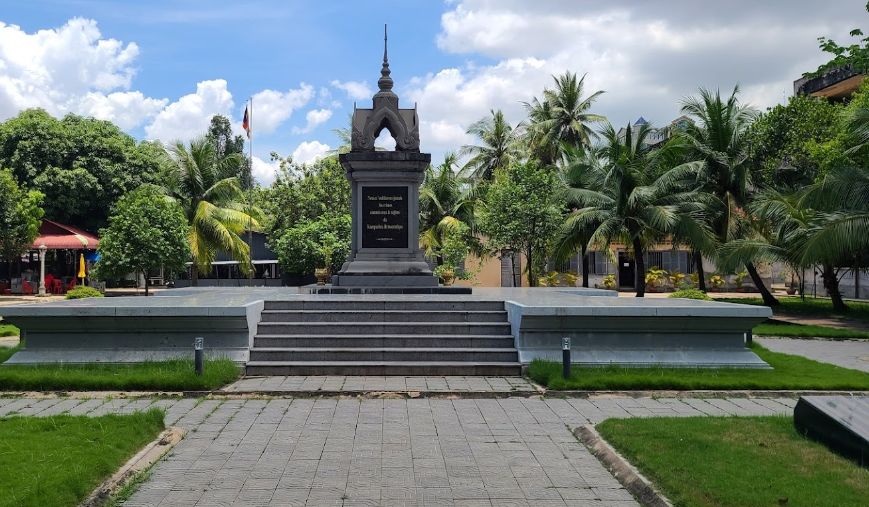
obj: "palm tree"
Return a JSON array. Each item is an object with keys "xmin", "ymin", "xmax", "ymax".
[
  {"xmin": 564, "ymin": 122, "xmax": 710, "ymax": 297},
  {"xmin": 163, "ymin": 137, "xmax": 262, "ymax": 286},
  {"xmin": 679, "ymin": 86, "xmax": 779, "ymax": 305},
  {"xmin": 458, "ymin": 109, "xmax": 523, "ymax": 182},
  {"xmin": 419, "ymin": 153, "xmax": 484, "ymax": 263},
  {"xmin": 523, "ymin": 71, "xmax": 606, "ymax": 166}
]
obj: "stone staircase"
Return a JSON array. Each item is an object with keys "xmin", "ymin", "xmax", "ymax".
[{"xmin": 245, "ymin": 299, "xmax": 520, "ymax": 376}]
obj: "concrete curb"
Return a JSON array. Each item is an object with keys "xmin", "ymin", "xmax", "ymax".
[
  {"xmin": 1, "ymin": 388, "xmax": 866, "ymax": 399},
  {"xmin": 81, "ymin": 426, "xmax": 186, "ymax": 507},
  {"xmin": 575, "ymin": 424, "xmax": 674, "ymax": 507}
]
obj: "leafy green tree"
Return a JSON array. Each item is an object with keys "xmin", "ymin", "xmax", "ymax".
[
  {"xmin": 479, "ymin": 161, "xmax": 564, "ymax": 287},
  {"xmin": 93, "ymin": 187, "xmax": 189, "ymax": 296},
  {"xmin": 459, "ymin": 110, "xmax": 523, "ymax": 182},
  {"xmin": 273, "ymin": 215, "xmax": 351, "ymax": 275},
  {"xmin": 0, "ymin": 109, "xmax": 163, "ymax": 232},
  {"xmin": 562, "ymin": 122, "xmax": 710, "ymax": 297},
  {"xmin": 679, "ymin": 86, "xmax": 780, "ymax": 306},
  {"xmin": 206, "ymin": 114, "xmax": 251, "ymax": 188},
  {"xmin": 0, "ymin": 169, "xmax": 44, "ymax": 277},
  {"xmin": 162, "ymin": 137, "xmax": 261, "ymax": 286},
  {"xmin": 806, "ymin": 2, "xmax": 869, "ymax": 77},
  {"xmin": 523, "ymin": 71, "xmax": 605, "ymax": 166}
]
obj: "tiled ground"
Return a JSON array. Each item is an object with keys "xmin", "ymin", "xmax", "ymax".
[
  {"xmin": 224, "ymin": 376, "xmax": 538, "ymax": 393},
  {"xmin": 0, "ymin": 395, "xmax": 795, "ymax": 506}
]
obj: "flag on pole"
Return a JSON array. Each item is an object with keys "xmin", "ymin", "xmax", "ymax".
[{"xmin": 242, "ymin": 105, "xmax": 251, "ymax": 139}]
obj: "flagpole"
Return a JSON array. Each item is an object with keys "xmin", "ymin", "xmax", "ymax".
[{"xmin": 247, "ymin": 96, "xmax": 253, "ymax": 287}]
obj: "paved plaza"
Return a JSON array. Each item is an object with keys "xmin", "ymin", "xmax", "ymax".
[
  {"xmin": 224, "ymin": 376, "xmax": 538, "ymax": 394},
  {"xmin": 0, "ymin": 394, "xmax": 795, "ymax": 506}
]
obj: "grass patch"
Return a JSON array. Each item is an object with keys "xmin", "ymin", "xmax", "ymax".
[
  {"xmin": 596, "ymin": 416, "xmax": 869, "ymax": 507},
  {"xmin": 0, "ymin": 358, "xmax": 240, "ymax": 391},
  {"xmin": 0, "ymin": 409, "xmax": 165, "ymax": 507},
  {"xmin": 530, "ymin": 343, "xmax": 869, "ymax": 390},
  {"xmin": 0, "ymin": 324, "xmax": 18, "ymax": 337},
  {"xmin": 754, "ymin": 321, "xmax": 869, "ymax": 339},
  {"xmin": 720, "ymin": 296, "xmax": 869, "ymax": 322},
  {"xmin": 0, "ymin": 340, "xmax": 23, "ymax": 364}
]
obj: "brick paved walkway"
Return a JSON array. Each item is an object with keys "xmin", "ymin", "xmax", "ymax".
[
  {"xmin": 224, "ymin": 376, "xmax": 538, "ymax": 394},
  {"xmin": 0, "ymin": 395, "xmax": 795, "ymax": 506},
  {"xmin": 757, "ymin": 337, "xmax": 869, "ymax": 373}
]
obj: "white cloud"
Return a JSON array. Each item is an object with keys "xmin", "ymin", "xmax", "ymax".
[
  {"xmin": 0, "ymin": 18, "xmax": 165, "ymax": 127},
  {"xmin": 292, "ymin": 140, "xmax": 331, "ymax": 165},
  {"xmin": 292, "ymin": 108, "xmax": 333, "ymax": 135},
  {"xmin": 251, "ymin": 155, "xmax": 280, "ymax": 186},
  {"xmin": 331, "ymin": 79, "xmax": 373, "ymax": 100},
  {"xmin": 144, "ymin": 79, "xmax": 234, "ymax": 142},
  {"xmin": 250, "ymin": 84, "xmax": 314, "ymax": 134}
]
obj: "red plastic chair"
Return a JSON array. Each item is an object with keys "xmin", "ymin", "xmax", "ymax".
[
  {"xmin": 51, "ymin": 279, "xmax": 62, "ymax": 294},
  {"xmin": 65, "ymin": 279, "xmax": 76, "ymax": 293},
  {"xmin": 44, "ymin": 274, "xmax": 54, "ymax": 290},
  {"xmin": 22, "ymin": 280, "xmax": 33, "ymax": 295}
]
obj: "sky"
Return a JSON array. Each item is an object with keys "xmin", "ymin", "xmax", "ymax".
[{"xmin": 0, "ymin": 0, "xmax": 865, "ymax": 185}]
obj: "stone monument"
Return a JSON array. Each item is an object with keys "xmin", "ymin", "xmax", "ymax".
[{"xmin": 329, "ymin": 27, "xmax": 442, "ymax": 290}]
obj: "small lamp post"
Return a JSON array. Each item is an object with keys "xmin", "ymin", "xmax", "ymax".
[
  {"xmin": 562, "ymin": 337, "xmax": 571, "ymax": 379},
  {"xmin": 194, "ymin": 337, "xmax": 204, "ymax": 376},
  {"xmin": 37, "ymin": 244, "xmax": 47, "ymax": 297}
]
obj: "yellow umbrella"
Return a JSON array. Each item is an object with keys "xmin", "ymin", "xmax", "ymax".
[{"xmin": 78, "ymin": 253, "xmax": 86, "ymax": 284}]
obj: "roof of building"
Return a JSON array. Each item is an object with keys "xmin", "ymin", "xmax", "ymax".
[
  {"xmin": 634, "ymin": 116, "xmax": 648, "ymax": 125},
  {"xmin": 32, "ymin": 220, "xmax": 100, "ymax": 250}
]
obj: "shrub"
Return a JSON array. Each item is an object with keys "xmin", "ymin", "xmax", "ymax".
[
  {"xmin": 65, "ymin": 286, "xmax": 104, "ymax": 299},
  {"xmin": 667, "ymin": 289, "xmax": 712, "ymax": 301}
]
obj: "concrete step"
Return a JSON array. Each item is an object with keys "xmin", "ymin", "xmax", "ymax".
[
  {"xmin": 259, "ymin": 310, "xmax": 507, "ymax": 323},
  {"xmin": 263, "ymin": 300, "xmax": 505, "ymax": 312},
  {"xmin": 249, "ymin": 347, "xmax": 519, "ymax": 362},
  {"xmin": 253, "ymin": 334, "xmax": 516, "ymax": 348},
  {"xmin": 255, "ymin": 322, "xmax": 512, "ymax": 336},
  {"xmin": 244, "ymin": 361, "xmax": 522, "ymax": 376}
]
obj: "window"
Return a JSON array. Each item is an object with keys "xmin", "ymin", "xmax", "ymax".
[{"xmin": 590, "ymin": 251, "xmax": 612, "ymax": 275}]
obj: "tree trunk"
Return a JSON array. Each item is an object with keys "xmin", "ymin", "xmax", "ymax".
[
  {"xmin": 581, "ymin": 247, "xmax": 590, "ymax": 288},
  {"xmin": 527, "ymin": 247, "xmax": 534, "ymax": 287},
  {"xmin": 822, "ymin": 263, "xmax": 847, "ymax": 312},
  {"xmin": 144, "ymin": 272, "xmax": 150, "ymax": 297},
  {"xmin": 633, "ymin": 237, "xmax": 645, "ymax": 298},
  {"xmin": 693, "ymin": 250, "xmax": 707, "ymax": 292},
  {"xmin": 191, "ymin": 264, "xmax": 199, "ymax": 287},
  {"xmin": 745, "ymin": 262, "xmax": 779, "ymax": 306}
]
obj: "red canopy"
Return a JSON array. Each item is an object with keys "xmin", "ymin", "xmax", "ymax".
[{"xmin": 32, "ymin": 220, "xmax": 100, "ymax": 250}]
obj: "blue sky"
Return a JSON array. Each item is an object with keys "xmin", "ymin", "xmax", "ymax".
[{"xmin": 0, "ymin": 0, "xmax": 863, "ymax": 184}]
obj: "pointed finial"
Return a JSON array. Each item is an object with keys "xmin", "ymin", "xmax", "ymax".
[{"xmin": 378, "ymin": 24, "xmax": 393, "ymax": 92}]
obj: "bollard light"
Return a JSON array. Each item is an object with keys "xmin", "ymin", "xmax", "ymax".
[
  {"xmin": 562, "ymin": 337, "xmax": 571, "ymax": 379},
  {"xmin": 194, "ymin": 337, "xmax": 204, "ymax": 376}
]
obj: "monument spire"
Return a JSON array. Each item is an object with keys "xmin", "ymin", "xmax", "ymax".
[{"xmin": 378, "ymin": 24, "xmax": 393, "ymax": 93}]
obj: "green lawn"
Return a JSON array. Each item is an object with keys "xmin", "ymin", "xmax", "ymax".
[
  {"xmin": 0, "ymin": 340, "xmax": 23, "ymax": 364},
  {"xmin": 754, "ymin": 320, "xmax": 869, "ymax": 339},
  {"xmin": 0, "ymin": 410, "xmax": 165, "ymax": 507},
  {"xmin": 0, "ymin": 324, "xmax": 18, "ymax": 337},
  {"xmin": 596, "ymin": 416, "xmax": 869, "ymax": 507},
  {"xmin": 529, "ymin": 343, "xmax": 869, "ymax": 390},
  {"xmin": 0, "ymin": 358, "xmax": 240, "ymax": 391},
  {"xmin": 720, "ymin": 296, "xmax": 869, "ymax": 322}
]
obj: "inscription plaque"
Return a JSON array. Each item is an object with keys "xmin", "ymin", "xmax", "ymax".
[{"xmin": 361, "ymin": 186, "xmax": 409, "ymax": 248}]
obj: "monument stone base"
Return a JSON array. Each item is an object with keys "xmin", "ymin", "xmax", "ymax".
[{"xmin": 300, "ymin": 284, "xmax": 471, "ymax": 295}]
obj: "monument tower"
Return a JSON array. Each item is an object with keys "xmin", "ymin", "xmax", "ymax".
[{"xmin": 330, "ymin": 26, "xmax": 440, "ymax": 289}]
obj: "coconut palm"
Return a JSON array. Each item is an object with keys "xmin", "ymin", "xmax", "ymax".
[
  {"xmin": 678, "ymin": 86, "xmax": 780, "ymax": 305},
  {"xmin": 564, "ymin": 122, "xmax": 711, "ymax": 297},
  {"xmin": 163, "ymin": 137, "xmax": 262, "ymax": 286},
  {"xmin": 458, "ymin": 109, "xmax": 523, "ymax": 182},
  {"xmin": 523, "ymin": 72, "xmax": 605, "ymax": 166}
]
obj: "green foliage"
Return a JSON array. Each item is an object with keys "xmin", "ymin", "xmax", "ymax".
[
  {"xmin": 0, "ymin": 358, "xmax": 240, "ymax": 391},
  {"xmin": 597, "ymin": 417, "xmax": 869, "ymax": 507},
  {"xmin": 479, "ymin": 161, "xmax": 564, "ymax": 286},
  {"xmin": 806, "ymin": 3, "xmax": 869, "ymax": 77},
  {"xmin": 273, "ymin": 214, "xmax": 351, "ymax": 274},
  {"xmin": 708, "ymin": 274, "xmax": 725, "ymax": 288},
  {"xmin": 0, "ymin": 169, "xmax": 43, "ymax": 262},
  {"xmin": 528, "ymin": 343, "xmax": 869, "ymax": 391},
  {"xmin": 459, "ymin": 109, "xmax": 523, "ymax": 182},
  {"xmin": 734, "ymin": 269, "xmax": 748, "ymax": 288},
  {"xmin": 601, "ymin": 274, "xmax": 616, "ymax": 289},
  {"xmin": 92, "ymin": 186, "xmax": 190, "ymax": 293},
  {"xmin": 0, "ymin": 411, "xmax": 166, "ymax": 507},
  {"xmin": 64, "ymin": 286, "xmax": 104, "ymax": 299},
  {"xmin": 667, "ymin": 289, "xmax": 712, "ymax": 301},
  {"xmin": 746, "ymin": 95, "xmax": 843, "ymax": 187},
  {"xmin": 0, "ymin": 109, "xmax": 164, "ymax": 232},
  {"xmin": 206, "ymin": 114, "xmax": 249, "ymax": 187},
  {"xmin": 263, "ymin": 156, "xmax": 350, "ymax": 236},
  {"xmin": 668, "ymin": 268, "xmax": 686, "ymax": 287},
  {"xmin": 645, "ymin": 266, "xmax": 667, "ymax": 288}
]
